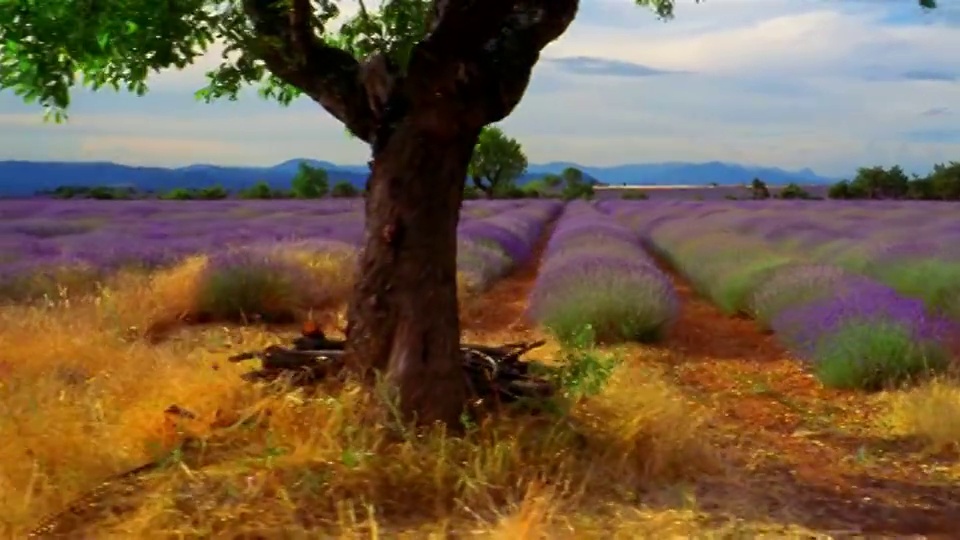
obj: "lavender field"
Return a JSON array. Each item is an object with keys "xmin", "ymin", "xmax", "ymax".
[
  {"xmin": 2, "ymin": 197, "xmax": 958, "ymax": 389},
  {"xmin": 2, "ymin": 197, "xmax": 960, "ymax": 537}
]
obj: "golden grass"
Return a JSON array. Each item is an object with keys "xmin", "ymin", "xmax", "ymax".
[
  {"xmin": 101, "ymin": 249, "xmax": 357, "ymax": 336},
  {"xmin": 0, "ymin": 271, "xmax": 727, "ymax": 537},
  {"xmin": 878, "ymin": 378, "xmax": 960, "ymax": 454}
]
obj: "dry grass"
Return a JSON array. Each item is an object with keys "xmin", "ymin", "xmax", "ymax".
[
  {"xmin": 0, "ymin": 267, "xmax": 727, "ymax": 538},
  {"xmin": 878, "ymin": 378, "xmax": 960, "ymax": 454}
]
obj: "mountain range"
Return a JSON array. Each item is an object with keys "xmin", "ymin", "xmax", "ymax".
[{"xmin": 0, "ymin": 159, "xmax": 838, "ymax": 197}]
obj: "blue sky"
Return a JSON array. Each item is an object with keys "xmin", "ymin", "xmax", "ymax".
[{"xmin": 1, "ymin": 0, "xmax": 958, "ymax": 177}]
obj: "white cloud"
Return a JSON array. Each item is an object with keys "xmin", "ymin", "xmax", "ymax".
[{"xmin": 1, "ymin": 0, "xmax": 958, "ymax": 177}]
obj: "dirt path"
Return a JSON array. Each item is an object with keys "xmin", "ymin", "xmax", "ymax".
[
  {"xmin": 460, "ymin": 222, "xmax": 556, "ymax": 344},
  {"xmin": 657, "ymin": 271, "xmax": 960, "ymax": 536}
]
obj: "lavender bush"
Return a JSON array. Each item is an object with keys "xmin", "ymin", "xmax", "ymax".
[
  {"xmin": 529, "ymin": 207, "xmax": 678, "ymax": 344},
  {"xmin": 749, "ymin": 264, "xmax": 874, "ymax": 329},
  {"xmin": 646, "ymin": 225, "xmax": 798, "ymax": 315},
  {"xmin": 194, "ymin": 248, "xmax": 324, "ymax": 323},
  {"xmin": 456, "ymin": 201, "xmax": 561, "ymax": 291},
  {"xmin": 771, "ymin": 282, "xmax": 955, "ymax": 389}
]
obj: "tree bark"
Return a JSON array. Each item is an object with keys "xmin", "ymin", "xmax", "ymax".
[{"xmin": 344, "ymin": 103, "xmax": 480, "ymax": 427}]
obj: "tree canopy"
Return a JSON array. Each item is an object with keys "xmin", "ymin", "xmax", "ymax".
[
  {"xmin": 0, "ymin": 0, "xmax": 939, "ymax": 131},
  {"xmin": 829, "ymin": 162, "xmax": 960, "ymax": 201},
  {"xmin": 291, "ymin": 162, "xmax": 331, "ymax": 198},
  {"xmin": 468, "ymin": 126, "xmax": 528, "ymax": 198}
]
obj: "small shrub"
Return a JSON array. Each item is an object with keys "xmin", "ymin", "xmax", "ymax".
[{"xmin": 551, "ymin": 325, "xmax": 621, "ymax": 403}]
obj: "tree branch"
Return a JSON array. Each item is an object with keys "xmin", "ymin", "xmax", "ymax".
[
  {"xmin": 404, "ymin": 0, "xmax": 579, "ymax": 129},
  {"xmin": 242, "ymin": 0, "xmax": 379, "ymax": 142}
]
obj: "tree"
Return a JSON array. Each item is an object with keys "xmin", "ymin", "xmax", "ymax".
[
  {"xmin": 1, "ymin": 0, "xmax": 940, "ymax": 427},
  {"xmin": 468, "ymin": 126, "xmax": 528, "ymax": 198},
  {"xmin": 291, "ymin": 162, "xmax": 330, "ymax": 198},
  {"xmin": 750, "ymin": 178, "xmax": 770, "ymax": 200},
  {"xmin": 850, "ymin": 165, "xmax": 910, "ymax": 199},
  {"xmin": 928, "ymin": 162, "xmax": 960, "ymax": 200},
  {"xmin": 906, "ymin": 173, "xmax": 936, "ymax": 200},
  {"xmin": 161, "ymin": 187, "xmax": 197, "ymax": 200},
  {"xmin": 240, "ymin": 181, "xmax": 274, "ymax": 199},
  {"xmin": 828, "ymin": 180, "xmax": 853, "ymax": 199},
  {"xmin": 560, "ymin": 167, "xmax": 594, "ymax": 200},
  {"xmin": 542, "ymin": 174, "xmax": 563, "ymax": 189},
  {"xmin": 331, "ymin": 180, "xmax": 360, "ymax": 197},
  {"xmin": 778, "ymin": 183, "xmax": 810, "ymax": 200},
  {"xmin": 198, "ymin": 185, "xmax": 230, "ymax": 200}
]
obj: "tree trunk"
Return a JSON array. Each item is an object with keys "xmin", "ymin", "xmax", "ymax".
[
  {"xmin": 472, "ymin": 176, "xmax": 494, "ymax": 199},
  {"xmin": 343, "ymin": 105, "xmax": 480, "ymax": 427}
]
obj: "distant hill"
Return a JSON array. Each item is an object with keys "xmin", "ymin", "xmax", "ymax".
[
  {"xmin": 525, "ymin": 161, "xmax": 835, "ymax": 187},
  {"xmin": 0, "ymin": 159, "xmax": 836, "ymax": 197}
]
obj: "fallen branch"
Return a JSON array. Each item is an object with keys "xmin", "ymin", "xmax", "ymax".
[{"xmin": 229, "ymin": 326, "xmax": 557, "ymax": 408}]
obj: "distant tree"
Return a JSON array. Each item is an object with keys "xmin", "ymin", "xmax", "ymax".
[
  {"xmin": 750, "ymin": 178, "xmax": 770, "ymax": 200},
  {"xmin": 519, "ymin": 185, "xmax": 541, "ymax": 198},
  {"xmin": 848, "ymin": 165, "xmax": 909, "ymax": 199},
  {"xmin": 906, "ymin": 174, "xmax": 937, "ymax": 200},
  {"xmin": 48, "ymin": 186, "xmax": 85, "ymax": 199},
  {"xmin": 928, "ymin": 161, "xmax": 960, "ymax": 200},
  {"xmin": 560, "ymin": 167, "xmax": 594, "ymax": 200},
  {"xmin": 290, "ymin": 163, "xmax": 330, "ymax": 198},
  {"xmin": 779, "ymin": 183, "xmax": 811, "ymax": 200},
  {"xmin": 542, "ymin": 174, "xmax": 563, "ymax": 189},
  {"xmin": 331, "ymin": 181, "xmax": 360, "ymax": 198},
  {"xmin": 240, "ymin": 181, "xmax": 274, "ymax": 200},
  {"xmin": 463, "ymin": 184, "xmax": 482, "ymax": 200},
  {"xmin": 468, "ymin": 126, "xmax": 528, "ymax": 199},
  {"xmin": 161, "ymin": 188, "xmax": 196, "ymax": 200},
  {"xmin": 197, "ymin": 185, "xmax": 229, "ymax": 200},
  {"xmin": 91, "ymin": 186, "xmax": 137, "ymax": 199},
  {"xmin": 828, "ymin": 180, "xmax": 853, "ymax": 199}
]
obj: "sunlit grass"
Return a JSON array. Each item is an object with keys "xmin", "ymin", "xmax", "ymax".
[
  {"xmin": 879, "ymin": 378, "xmax": 960, "ymax": 455},
  {"xmin": 0, "ymin": 273, "xmax": 722, "ymax": 537}
]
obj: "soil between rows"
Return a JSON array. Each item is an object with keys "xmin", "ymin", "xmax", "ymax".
[
  {"xmin": 642, "ymin": 265, "xmax": 960, "ymax": 536},
  {"xmin": 468, "ymin": 231, "xmax": 960, "ymax": 536}
]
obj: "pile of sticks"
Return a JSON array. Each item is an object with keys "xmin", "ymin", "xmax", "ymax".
[{"xmin": 228, "ymin": 325, "xmax": 558, "ymax": 407}]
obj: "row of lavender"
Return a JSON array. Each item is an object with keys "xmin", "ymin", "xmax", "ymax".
[
  {"xmin": 614, "ymin": 199, "xmax": 960, "ymax": 321},
  {"xmin": 601, "ymin": 200, "xmax": 955, "ymax": 390},
  {"xmin": 0, "ymin": 199, "xmax": 556, "ymax": 304},
  {"xmin": 528, "ymin": 202, "xmax": 678, "ymax": 344},
  {"xmin": 189, "ymin": 200, "xmax": 561, "ymax": 322},
  {"xmin": 457, "ymin": 201, "xmax": 562, "ymax": 291},
  {"xmin": 711, "ymin": 201, "xmax": 960, "ymax": 320}
]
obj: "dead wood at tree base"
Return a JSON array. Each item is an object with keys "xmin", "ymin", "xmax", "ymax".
[{"xmin": 228, "ymin": 326, "xmax": 558, "ymax": 415}]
